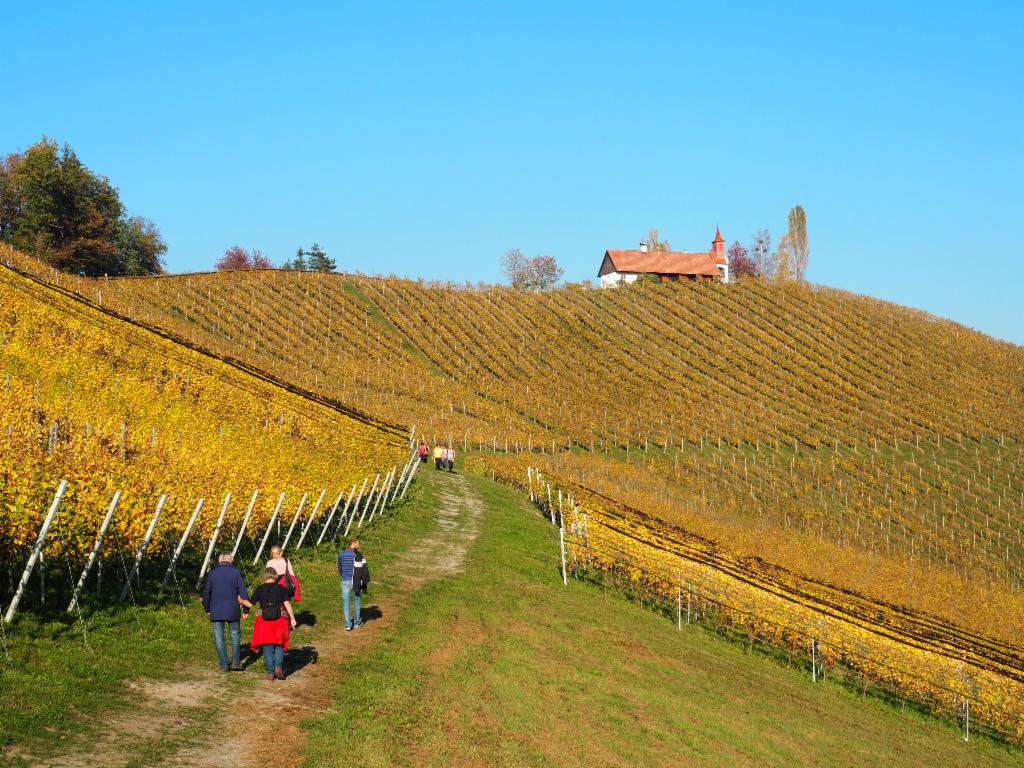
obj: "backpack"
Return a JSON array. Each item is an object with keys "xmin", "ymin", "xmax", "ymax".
[
  {"xmin": 260, "ymin": 584, "xmax": 283, "ymax": 621},
  {"xmin": 279, "ymin": 558, "xmax": 296, "ymax": 601}
]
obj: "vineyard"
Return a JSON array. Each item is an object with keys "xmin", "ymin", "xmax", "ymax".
[
  {"xmin": 0, "ymin": 259, "xmax": 410, "ymax": 621},
  {"xmin": 471, "ymin": 454, "xmax": 1024, "ymax": 740},
  {"xmin": 4, "ymin": 244, "xmax": 1024, "ymax": 741}
]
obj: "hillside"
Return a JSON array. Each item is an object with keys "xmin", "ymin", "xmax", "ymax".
[
  {"xmin": 5, "ymin": 245, "xmax": 1024, "ymax": 738},
  {"xmin": 0, "ymin": 259, "xmax": 406, "ymax": 570}
]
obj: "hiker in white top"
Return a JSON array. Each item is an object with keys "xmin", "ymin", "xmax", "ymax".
[{"xmin": 265, "ymin": 545, "xmax": 296, "ymax": 579}]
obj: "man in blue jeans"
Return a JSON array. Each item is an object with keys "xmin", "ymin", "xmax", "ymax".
[
  {"xmin": 202, "ymin": 552, "xmax": 249, "ymax": 671},
  {"xmin": 338, "ymin": 539, "xmax": 359, "ymax": 630}
]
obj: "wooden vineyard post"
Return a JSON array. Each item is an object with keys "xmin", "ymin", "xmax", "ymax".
[
  {"xmin": 547, "ymin": 484, "xmax": 554, "ymax": 524},
  {"xmin": 356, "ymin": 474, "xmax": 380, "ymax": 530},
  {"xmin": 295, "ymin": 489, "xmax": 327, "ymax": 550},
  {"xmin": 196, "ymin": 492, "xmax": 232, "ymax": 587},
  {"xmin": 160, "ymin": 498, "xmax": 205, "ymax": 595},
  {"xmin": 328, "ymin": 485, "xmax": 357, "ymax": 543},
  {"xmin": 5, "ymin": 479, "xmax": 68, "ymax": 623},
  {"xmin": 811, "ymin": 638, "xmax": 817, "ymax": 682},
  {"xmin": 344, "ymin": 477, "xmax": 369, "ymax": 538},
  {"xmin": 230, "ymin": 489, "xmax": 260, "ymax": 560},
  {"xmin": 559, "ymin": 518, "xmax": 568, "ymax": 586},
  {"xmin": 121, "ymin": 494, "xmax": 167, "ymax": 601},
  {"xmin": 399, "ymin": 458, "xmax": 419, "ymax": 500},
  {"xmin": 687, "ymin": 582, "xmax": 692, "ymax": 624},
  {"xmin": 368, "ymin": 468, "xmax": 395, "ymax": 525},
  {"xmin": 389, "ymin": 458, "xmax": 412, "ymax": 505},
  {"xmin": 316, "ymin": 489, "xmax": 347, "ymax": 547},
  {"xmin": 677, "ymin": 573, "xmax": 682, "ymax": 631},
  {"xmin": 558, "ymin": 490, "xmax": 563, "ymax": 528},
  {"xmin": 280, "ymin": 492, "xmax": 309, "ymax": 554},
  {"xmin": 527, "ymin": 467, "xmax": 534, "ymax": 503},
  {"xmin": 253, "ymin": 492, "xmax": 286, "ymax": 565},
  {"xmin": 68, "ymin": 490, "xmax": 120, "ymax": 613}
]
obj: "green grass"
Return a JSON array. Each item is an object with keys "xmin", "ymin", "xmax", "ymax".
[
  {"xmin": 302, "ymin": 468, "xmax": 1023, "ymax": 768},
  {"xmin": 0, "ymin": 483, "xmax": 436, "ymax": 763}
]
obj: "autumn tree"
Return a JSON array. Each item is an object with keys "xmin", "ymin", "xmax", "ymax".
[
  {"xmin": 773, "ymin": 234, "xmax": 796, "ymax": 281},
  {"xmin": 0, "ymin": 138, "xmax": 165, "ymax": 275},
  {"xmin": 501, "ymin": 248, "xmax": 563, "ymax": 291},
  {"xmin": 727, "ymin": 241, "xmax": 758, "ymax": 280},
  {"xmin": 215, "ymin": 245, "xmax": 272, "ymax": 270},
  {"xmin": 787, "ymin": 204, "xmax": 809, "ymax": 280}
]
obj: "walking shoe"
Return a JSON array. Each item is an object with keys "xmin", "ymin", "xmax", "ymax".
[
  {"xmin": 354, "ymin": 621, "xmax": 363, "ymax": 629},
  {"xmin": 274, "ymin": 667, "xmax": 286, "ymax": 680},
  {"xmin": 345, "ymin": 624, "xmax": 352, "ymax": 631},
  {"xmin": 230, "ymin": 660, "xmax": 242, "ymax": 671},
  {"xmin": 266, "ymin": 673, "xmax": 276, "ymax": 681}
]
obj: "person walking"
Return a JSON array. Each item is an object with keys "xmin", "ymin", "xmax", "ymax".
[
  {"xmin": 202, "ymin": 552, "xmax": 249, "ymax": 672},
  {"xmin": 446, "ymin": 446, "xmax": 456, "ymax": 472},
  {"xmin": 351, "ymin": 543, "xmax": 371, "ymax": 628},
  {"xmin": 266, "ymin": 545, "xmax": 301, "ymax": 603},
  {"xmin": 418, "ymin": 441, "xmax": 429, "ymax": 463},
  {"xmin": 338, "ymin": 539, "xmax": 360, "ymax": 630},
  {"xmin": 433, "ymin": 443, "xmax": 444, "ymax": 471},
  {"xmin": 241, "ymin": 568, "xmax": 297, "ymax": 680}
]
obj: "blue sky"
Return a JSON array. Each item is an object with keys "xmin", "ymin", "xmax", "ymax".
[{"xmin": 2, "ymin": 2, "xmax": 1021, "ymax": 343}]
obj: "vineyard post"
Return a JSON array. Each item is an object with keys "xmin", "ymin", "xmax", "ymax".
[
  {"xmin": 527, "ymin": 468, "xmax": 534, "ymax": 503},
  {"xmin": 344, "ymin": 477, "xmax": 369, "ymax": 538},
  {"xmin": 368, "ymin": 468, "xmax": 395, "ymax": 525},
  {"xmin": 316, "ymin": 489, "xmax": 347, "ymax": 547},
  {"xmin": 687, "ymin": 582, "xmax": 692, "ymax": 624},
  {"xmin": 253, "ymin": 492, "xmax": 286, "ymax": 565},
  {"xmin": 811, "ymin": 638, "xmax": 817, "ymax": 682},
  {"xmin": 295, "ymin": 488, "xmax": 327, "ymax": 550},
  {"xmin": 280, "ymin": 492, "xmax": 309, "ymax": 554},
  {"xmin": 356, "ymin": 474, "xmax": 381, "ymax": 529},
  {"xmin": 559, "ymin": 519, "xmax": 568, "ymax": 587},
  {"xmin": 120, "ymin": 494, "xmax": 167, "ymax": 601},
  {"xmin": 160, "ymin": 498, "xmax": 205, "ymax": 595},
  {"xmin": 677, "ymin": 572, "xmax": 682, "ymax": 631},
  {"xmin": 4, "ymin": 479, "xmax": 68, "ymax": 623},
  {"xmin": 196, "ymin": 492, "xmax": 233, "ymax": 587},
  {"xmin": 329, "ymin": 485, "xmax": 357, "ymax": 543},
  {"xmin": 388, "ymin": 462, "xmax": 409, "ymax": 507},
  {"xmin": 547, "ymin": 484, "xmax": 554, "ymax": 524},
  {"xmin": 230, "ymin": 489, "xmax": 260, "ymax": 560},
  {"xmin": 558, "ymin": 490, "xmax": 563, "ymax": 527},
  {"xmin": 399, "ymin": 458, "xmax": 419, "ymax": 500},
  {"xmin": 391, "ymin": 454, "xmax": 415, "ymax": 505},
  {"xmin": 67, "ymin": 489, "xmax": 120, "ymax": 613}
]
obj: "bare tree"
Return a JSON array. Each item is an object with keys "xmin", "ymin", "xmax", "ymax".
[
  {"xmin": 645, "ymin": 228, "xmax": 671, "ymax": 252},
  {"xmin": 501, "ymin": 248, "xmax": 563, "ymax": 291},
  {"xmin": 501, "ymin": 248, "xmax": 529, "ymax": 290},
  {"xmin": 751, "ymin": 229, "xmax": 773, "ymax": 279}
]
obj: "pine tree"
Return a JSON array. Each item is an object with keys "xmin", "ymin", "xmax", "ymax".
[
  {"xmin": 291, "ymin": 247, "xmax": 307, "ymax": 271},
  {"xmin": 306, "ymin": 242, "xmax": 336, "ymax": 272}
]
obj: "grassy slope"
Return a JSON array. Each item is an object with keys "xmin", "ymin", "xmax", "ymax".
[{"xmin": 303, "ymin": 467, "xmax": 1021, "ymax": 768}]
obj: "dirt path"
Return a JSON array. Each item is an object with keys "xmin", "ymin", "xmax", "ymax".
[{"xmin": 36, "ymin": 471, "xmax": 483, "ymax": 768}]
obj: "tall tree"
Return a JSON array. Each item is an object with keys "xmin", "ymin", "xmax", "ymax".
[
  {"xmin": 0, "ymin": 138, "xmax": 165, "ymax": 275},
  {"xmin": 727, "ymin": 241, "xmax": 757, "ymax": 280},
  {"xmin": 787, "ymin": 205, "xmax": 809, "ymax": 280},
  {"xmin": 305, "ymin": 242, "xmax": 336, "ymax": 272},
  {"xmin": 250, "ymin": 248, "xmax": 272, "ymax": 269}
]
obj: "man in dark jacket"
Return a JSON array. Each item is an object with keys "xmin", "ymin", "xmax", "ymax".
[{"xmin": 202, "ymin": 552, "xmax": 249, "ymax": 671}]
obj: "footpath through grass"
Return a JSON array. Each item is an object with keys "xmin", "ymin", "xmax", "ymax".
[
  {"xmin": 0, "ymin": 481, "xmax": 438, "ymax": 764},
  {"xmin": 303, "ymin": 467, "xmax": 1023, "ymax": 768}
]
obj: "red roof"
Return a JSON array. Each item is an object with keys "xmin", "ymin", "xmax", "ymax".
[
  {"xmin": 600, "ymin": 250, "xmax": 721, "ymax": 278},
  {"xmin": 713, "ymin": 226, "xmax": 724, "ymax": 244}
]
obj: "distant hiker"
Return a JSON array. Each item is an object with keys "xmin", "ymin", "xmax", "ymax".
[
  {"xmin": 266, "ymin": 545, "xmax": 301, "ymax": 603},
  {"xmin": 446, "ymin": 446, "xmax": 456, "ymax": 472},
  {"xmin": 338, "ymin": 539, "xmax": 360, "ymax": 630},
  {"xmin": 418, "ymin": 442, "xmax": 429, "ymax": 463},
  {"xmin": 241, "ymin": 567, "xmax": 296, "ymax": 681},
  {"xmin": 433, "ymin": 444, "xmax": 444, "ymax": 470},
  {"xmin": 351, "ymin": 543, "xmax": 371, "ymax": 628},
  {"xmin": 202, "ymin": 552, "xmax": 249, "ymax": 672}
]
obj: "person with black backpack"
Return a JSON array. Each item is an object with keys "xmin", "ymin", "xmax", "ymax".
[{"xmin": 242, "ymin": 568, "xmax": 297, "ymax": 680}]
